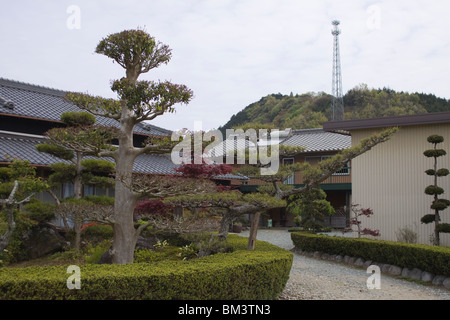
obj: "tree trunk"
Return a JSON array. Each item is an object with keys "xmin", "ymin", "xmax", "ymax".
[
  {"xmin": 218, "ymin": 210, "xmax": 233, "ymax": 240},
  {"xmin": 111, "ymin": 116, "xmax": 139, "ymax": 264},
  {"xmin": 0, "ymin": 206, "xmax": 16, "ymax": 252},
  {"xmin": 247, "ymin": 212, "xmax": 261, "ymax": 250},
  {"xmin": 111, "ymin": 180, "xmax": 139, "ymax": 264},
  {"xmin": 73, "ymin": 218, "xmax": 82, "ymax": 251},
  {"xmin": 433, "ymin": 146, "xmax": 441, "ymax": 246},
  {"xmin": 74, "ymin": 151, "xmax": 83, "ymax": 199}
]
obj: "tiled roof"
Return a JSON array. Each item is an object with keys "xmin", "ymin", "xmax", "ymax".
[
  {"xmin": 280, "ymin": 128, "xmax": 351, "ymax": 152},
  {"xmin": 0, "ymin": 132, "xmax": 178, "ymax": 175},
  {"xmin": 0, "ymin": 78, "xmax": 171, "ymax": 137},
  {"xmin": 0, "ymin": 132, "xmax": 248, "ymax": 180}
]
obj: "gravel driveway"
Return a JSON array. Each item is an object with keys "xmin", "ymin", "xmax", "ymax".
[{"xmin": 238, "ymin": 229, "xmax": 450, "ymax": 300}]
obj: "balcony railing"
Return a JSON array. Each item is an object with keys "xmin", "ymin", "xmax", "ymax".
[{"xmin": 286, "ymin": 167, "xmax": 352, "ymax": 185}]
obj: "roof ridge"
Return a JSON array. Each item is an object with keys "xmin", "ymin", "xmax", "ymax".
[
  {"xmin": 0, "ymin": 77, "xmax": 67, "ymax": 97},
  {"xmin": 291, "ymin": 128, "xmax": 324, "ymax": 134}
]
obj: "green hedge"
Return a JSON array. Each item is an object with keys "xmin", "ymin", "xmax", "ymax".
[
  {"xmin": 291, "ymin": 232, "xmax": 450, "ymax": 277},
  {"xmin": 0, "ymin": 235, "xmax": 293, "ymax": 300}
]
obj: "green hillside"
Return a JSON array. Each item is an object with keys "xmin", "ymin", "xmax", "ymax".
[{"xmin": 218, "ymin": 84, "xmax": 450, "ymax": 133}]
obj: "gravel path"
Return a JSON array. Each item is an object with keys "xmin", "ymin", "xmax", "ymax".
[{"xmin": 238, "ymin": 229, "xmax": 450, "ymax": 300}]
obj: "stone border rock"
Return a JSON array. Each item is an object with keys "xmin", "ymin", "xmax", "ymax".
[{"xmin": 295, "ymin": 249, "xmax": 450, "ymax": 291}]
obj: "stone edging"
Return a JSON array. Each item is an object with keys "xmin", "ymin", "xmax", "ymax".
[{"xmin": 294, "ymin": 248, "xmax": 450, "ymax": 291}]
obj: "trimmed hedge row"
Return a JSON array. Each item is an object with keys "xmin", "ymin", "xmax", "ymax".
[
  {"xmin": 291, "ymin": 232, "xmax": 450, "ymax": 277},
  {"xmin": 0, "ymin": 235, "xmax": 293, "ymax": 300}
]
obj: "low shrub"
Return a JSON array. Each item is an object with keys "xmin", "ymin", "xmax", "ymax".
[
  {"xmin": 84, "ymin": 240, "xmax": 112, "ymax": 264},
  {"xmin": 81, "ymin": 224, "xmax": 113, "ymax": 245},
  {"xmin": 291, "ymin": 232, "xmax": 450, "ymax": 276},
  {"xmin": 0, "ymin": 235, "xmax": 293, "ymax": 300},
  {"xmin": 134, "ymin": 245, "xmax": 182, "ymax": 263}
]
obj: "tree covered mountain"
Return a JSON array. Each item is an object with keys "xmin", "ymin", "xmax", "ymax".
[{"xmin": 218, "ymin": 84, "xmax": 450, "ymax": 133}]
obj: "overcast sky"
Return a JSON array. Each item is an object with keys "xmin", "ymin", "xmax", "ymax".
[{"xmin": 1, "ymin": 0, "xmax": 450, "ymax": 131}]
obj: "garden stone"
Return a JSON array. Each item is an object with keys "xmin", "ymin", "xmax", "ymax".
[
  {"xmin": 343, "ymin": 255, "xmax": 350, "ymax": 264},
  {"xmin": 313, "ymin": 251, "xmax": 322, "ymax": 259},
  {"xmin": 381, "ymin": 264, "xmax": 391, "ymax": 274},
  {"xmin": 347, "ymin": 257, "xmax": 356, "ymax": 265},
  {"xmin": 321, "ymin": 253, "xmax": 330, "ymax": 260},
  {"xmin": 135, "ymin": 235, "xmax": 156, "ymax": 251},
  {"xmin": 421, "ymin": 271, "xmax": 435, "ymax": 283},
  {"xmin": 363, "ymin": 260, "xmax": 373, "ymax": 269},
  {"xmin": 401, "ymin": 268, "xmax": 410, "ymax": 277},
  {"xmin": 432, "ymin": 275, "xmax": 447, "ymax": 286},
  {"xmin": 443, "ymin": 278, "xmax": 450, "ymax": 290},
  {"xmin": 388, "ymin": 265, "xmax": 403, "ymax": 276},
  {"xmin": 409, "ymin": 268, "xmax": 423, "ymax": 280},
  {"xmin": 98, "ymin": 247, "xmax": 113, "ymax": 264},
  {"xmin": 22, "ymin": 224, "xmax": 67, "ymax": 259},
  {"xmin": 354, "ymin": 258, "xmax": 364, "ymax": 267},
  {"xmin": 335, "ymin": 255, "xmax": 343, "ymax": 263}
]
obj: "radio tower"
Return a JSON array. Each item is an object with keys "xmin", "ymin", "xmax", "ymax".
[{"xmin": 331, "ymin": 20, "xmax": 344, "ymax": 121}]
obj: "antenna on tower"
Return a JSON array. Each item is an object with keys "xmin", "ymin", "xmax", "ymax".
[{"xmin": 331, "ymin": 20, "xmax": 344, "ymax": 121}]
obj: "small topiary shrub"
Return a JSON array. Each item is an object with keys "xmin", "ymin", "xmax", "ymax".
[{"xmin": 422, "ymin": 134, "xmax": 450, "ymax": 246}]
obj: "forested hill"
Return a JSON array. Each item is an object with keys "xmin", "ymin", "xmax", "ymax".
[{"xmin": 218, "ymin": 84, "xmax": 450, "ymax": 133}]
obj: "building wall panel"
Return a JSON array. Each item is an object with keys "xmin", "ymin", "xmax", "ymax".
[{"xmin": 351, "ymin": 124, "xmax": 450, "ymax": 246}]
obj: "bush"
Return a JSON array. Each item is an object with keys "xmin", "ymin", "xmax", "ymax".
[
  {"xmin": 81, "ymin": 224, "xmax": 113, "ymax": 245},
  {"xmin": 291, "ymin": 232, "xmax": 450, "ymax": 276},
  {"xmin": 84, "ymin": 240, "xmax": 112, "ymax": 264},
  {"xmin": 23, "ymin": 199, "xmax": 56, "ymax": 223},
  {"xmin": 0, "ymin": 235, "xmax": 293, "ymax": 300},
  {"xmin": 134, "ymin": 245, "xmax": 182, "ymax": 263}
]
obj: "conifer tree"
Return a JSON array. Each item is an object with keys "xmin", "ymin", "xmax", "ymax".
[{"xmin": 421, "ymin": 135, "xmax": 450, "ymax": 246}]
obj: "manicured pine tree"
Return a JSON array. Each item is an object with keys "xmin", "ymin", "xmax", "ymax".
[
  {"xmin": 421, "ymin": 135, "xmax": 450, "ymax": 246},
  {"xmin": 36, "ymin": 111, "xmax": 116, "ymax": 249}
]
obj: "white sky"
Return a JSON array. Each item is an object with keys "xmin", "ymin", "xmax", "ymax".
[{"xmin": 1, "ymin": 0, "xmax": 450, "ymax": 131}]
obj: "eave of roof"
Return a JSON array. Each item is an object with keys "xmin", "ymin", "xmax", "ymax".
[{"xmin": 323, "ymin": 111, "xmax": 450, "ymax": 133}]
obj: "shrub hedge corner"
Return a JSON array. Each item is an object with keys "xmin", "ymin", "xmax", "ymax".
[
  {"xmin": 0, "ymin": 235, "xmax": 293, "ymax": 300},
  {"xmin": 291, "ymin": 232, "xmax": 450, "ymax": 277}
]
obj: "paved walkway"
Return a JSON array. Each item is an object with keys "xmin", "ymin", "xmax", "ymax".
[{"xmin": 238, "ymin": 229, "xmax": 450, "ymax": 300}]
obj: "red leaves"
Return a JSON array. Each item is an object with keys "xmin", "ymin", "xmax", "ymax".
[
  {"xmin": 134, "ymin": 199, "xmax": 174, "ymax": 219},
  {"xmin": 361, "ymin": 228, "xmax": 380, "ymax": 237},
  {"xmin": 343, "ymin": 204, "xmax": 380, "ymax": 237},
  {"xmin": 176, "ymin": 163, "xmax": 233, "ymax": 179}
]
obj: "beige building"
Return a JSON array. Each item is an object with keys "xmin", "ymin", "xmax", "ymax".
[{"xmin": 324, "ymin": 112, "xmax": 450, "ymax": 246}]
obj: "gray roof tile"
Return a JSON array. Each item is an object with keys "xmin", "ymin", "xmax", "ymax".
[
  {"xmin": 0, "ymin": 78, "xmax": 171, "ymax": 136},
  {"xmin": 280, "ymin": 128, "xmax": 351, "ymax": 152},
  {"xmin": 0, "ymin": 132, "xmax": 177, "ymax": 175},
  {"xmin": 0, "ymin": 132, "xmax": 248, "ymax": 180}
]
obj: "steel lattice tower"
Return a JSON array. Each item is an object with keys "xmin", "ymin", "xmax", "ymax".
[{"xmin": 331, "ymin": 20, "xmax": 344, "ymax": 121}]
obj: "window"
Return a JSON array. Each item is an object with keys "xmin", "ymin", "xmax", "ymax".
[
  {"xmin": 62, "ymin": 182, "xmax": 74, "ymax": 199},
  {"xmin": 282, "ymin": 158, "xmax": 295, "ymax": 185}
]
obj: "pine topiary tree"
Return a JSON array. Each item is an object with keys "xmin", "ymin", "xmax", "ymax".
[{"xmin": 421, "ymin": 135, "xmax": 450, "ymax": 246}]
